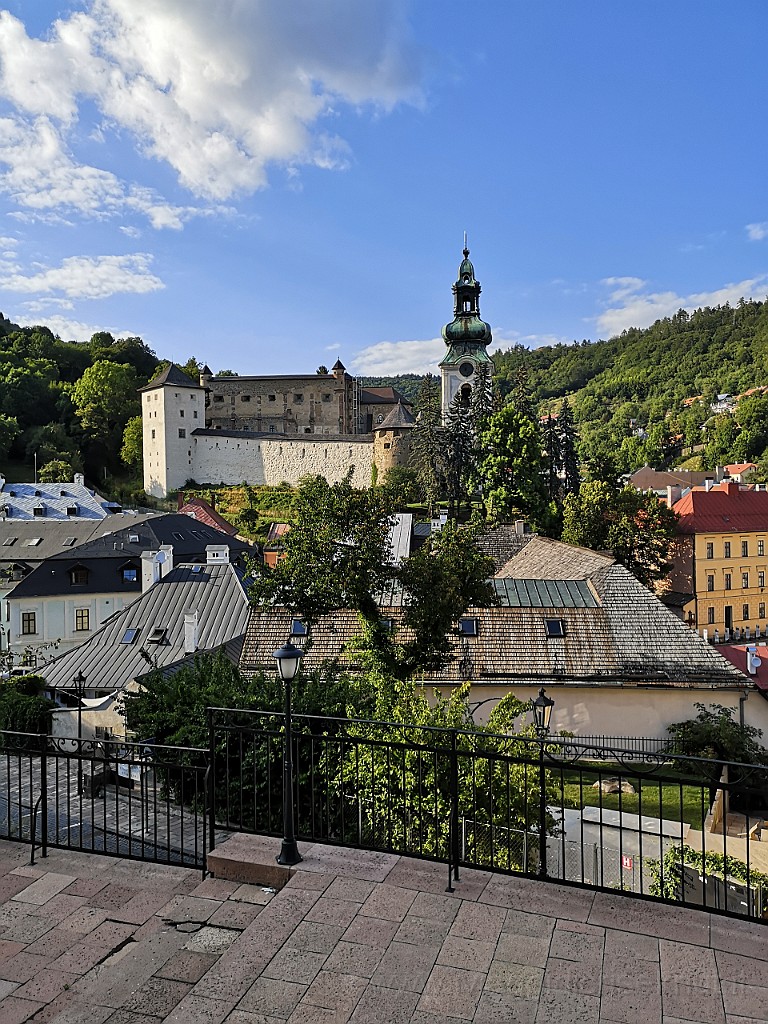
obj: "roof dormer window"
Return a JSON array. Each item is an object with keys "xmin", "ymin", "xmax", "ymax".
[
  {"xmin": 70, "ymin": 566, "xmax": 89, "ymax": 586},
  {"xmin": 545, "ymin": 619, "xmax": 566, "ymax": 638}
]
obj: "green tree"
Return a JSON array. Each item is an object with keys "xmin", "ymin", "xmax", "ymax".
[
  {"xmin": 542, "ymin": 414, "xmax": 561, "ymax": 499},
  {"xmin": 557, "ymin": 398, "xmax": 580, "ymax": 496},
  {"xmin": 24, "ymin": 423, "xmax": 80, "ymax": 470},
  {"xmin": 0, "ymin": 414, "xmax": 19, "ymax": 461},
  {"xmin": 474, "ymin": 402, "xmax": 548, "ymax": 525},
  {"xmin": 562, "ymin": 482, "xmax": 678, "ymax": 587},
  {"xmin": 316, "ymin": 365, "xmax": 329, "ymax": 375},
  {"xmin": 444, "ymin": 391, "xmax": 475, "ymax": 512},
  {"xmin": 121, "ymin": 415, "xmax": 144, "ymax": 469},
  {"xmin": 250, "ymin": 477, "xmax": 496, "ymax": 679},
  {"xmin": 72, "ymin": 360, "xmax": 140, "ymax": 449},
  {"xmin": 38, "ymin": 459, "xmax": 73, "ymax": 482},
  {"xmin": 409, "ymin": 374, "xmax": 449, "ymax": 515}
]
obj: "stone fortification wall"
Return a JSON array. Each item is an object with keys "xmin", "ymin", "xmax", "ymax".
[{"xmin": 186, "ymin": 432, "xmax": 375, "ymax": 491}]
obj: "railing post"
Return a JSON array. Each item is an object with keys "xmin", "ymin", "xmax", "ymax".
[
  {"xmin": 39, "ymin": 732, "xmax": 47, "ymax": 858},
  {"xmin": 450, "ymin": 729, "xmax": 460, "ymax": 882},
  {"xmin": 207, "ymin": 708, "xmax": 215, "ymax": 854}
]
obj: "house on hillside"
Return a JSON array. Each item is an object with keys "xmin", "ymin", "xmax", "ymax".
[
  {"xmin": 40, "ymin": 545, "xmax": 250, "ymax": 740},
  {"xmin": 3, "ymin": 513, "xmax": 251, "ymax": 663},
  {"xmin": 240, "ymin": 535, "xmax": 760, "ymax": 743},
  {"xmin": 668, "ymin": 481, "xmax": 768, "ymax": 636}
]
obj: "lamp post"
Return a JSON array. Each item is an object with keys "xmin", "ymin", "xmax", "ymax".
[
  {"xmin": 531, "ymin": 687, "xmax": 555, "ymax": 879},
  {"xmin": 273, "ymin": 641, "xmax": 305, "ymax": 866},
  {"xmin": 72, "ymin": 670, "xmax": 87, "ymax": 794}
]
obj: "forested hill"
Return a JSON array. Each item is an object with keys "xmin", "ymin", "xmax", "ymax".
[{"xmin": 492, "ymin": 298, "xmax": 768, "ymax": 414}]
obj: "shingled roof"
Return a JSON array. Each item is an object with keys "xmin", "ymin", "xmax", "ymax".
[{"xmin": 240, "ymin": 536, "xmax": 748, "ymax": 691}]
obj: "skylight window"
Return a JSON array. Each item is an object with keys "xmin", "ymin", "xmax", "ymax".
[
  {"xmin": 2, "ymin": 537, "xmax": 16, "ymax": 546},
  {"xmin": 459, "ymin": 617, "xmax": 479, "ymax": 636},
  {"xmin": 290, "ymin": 618, "xmax": 307, "ymax": 636},
  {"xmin": 173, "ymin": 532, "xmax": 184, "ymax": 540},
  {"xmin": 191, "ymin": 565, "xmax": 203, "ymax": 574},
  {"xmin": 128, "ymin": 534, "xmax": 140, "ymax": 543},
  {"xmin": 25, "ymin": 538, "xmax": 42, "ymax": 547},
  {"xmin": 147, "ymin": 627, "xmax": 167, "ymax": 644},
  {"xmin": 63, "ymin": 537, "xmax": 76, "ymax": 547},
  {"xmin": 120, "ymin": 628, "xmax": 140, "ymax": 645},
  {"xmin": 545, "ymin": 619, "xmax": 566, "ymax": 638}
]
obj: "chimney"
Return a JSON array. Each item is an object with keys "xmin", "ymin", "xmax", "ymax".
[
  {"xmin": 74, "ymin": 473, "xmax": 84, "ymax": 487},
  {"xmin": 206, "ymin": 544, "xmax": 229, "ymax": 565},
  {"xmin": 747, "ymin": 645, "xmax": 762, "ymax": 675},
  {"xmin": 140, "ymin": 546, "xmax": 173, "ymax": 593},
  {"xmin": 184, "ymin": 610, "xmax": 198, "ymax": 654},
  {"xmin": 704, "ymin": 478, "xmax": 714, "ymax": 491},
  {"xmin": 724, "ymin": 481, "xmax": 740, "ymax": 497}
]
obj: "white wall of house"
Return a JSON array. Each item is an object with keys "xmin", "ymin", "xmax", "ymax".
[
  {"xmin": 436, "ymin": 681, "xmax": 768, "ymax": 745},
  {"xmin": 9, "ymin": 591, "xmax": 138, "ymax": 660}
]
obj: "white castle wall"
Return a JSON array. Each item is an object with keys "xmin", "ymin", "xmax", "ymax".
[{"xmin": 169, "ymin": 433, "xmax": 375, "ymax": 494}]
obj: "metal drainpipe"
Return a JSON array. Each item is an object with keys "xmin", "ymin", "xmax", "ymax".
[{"xmin": 739, "ymin": 689, "xmax": 748, "ymax": 728}]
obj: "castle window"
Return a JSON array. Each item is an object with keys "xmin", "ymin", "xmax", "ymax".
[
  {"xmin": 743, "ymin": 572, "xmax": 750, "ymax": 589},
  {"xmin": 383, "ymin": 442, "xmax": 391, "ymax": 449},
  {"xmin": 761, "ymin": 602, "xmax": 766, "ymax": 618},
  {"xmin": 269, "ymin": 425, "xmax": 276, "ymax": 433},
  {"xmin": 743, "ymin": 603, "xmax": 750, "ymax": 621},
  {"xmin": 706, "ymin": 543, "xmax": 713, "ymax": 559},
  {"xmin": 241, "ymin": 395, "xmax": 251, "ymax": 402},
  {"xmin": 725, "ymin": 573, "xmax": 732, "ymax": 590},
  {"xmin": 376, "ymin": 415, "xmax": 384, "ymax": 424},
  {"xmin": 213, "ymin": 394, "xmax": 224, "ymax": 403},
  {"xmin": 21, "ymin": 612, "xmax": 36, "ymax": 635},
  {"xmin": 760, "ymin": 540, "xmax": 765, "ymax": 556},
  {"xmin": 179, "ymin": 409, "xmax": 184, "ymax": 418},
  {"xmin": 724, "ymin": 541, "xmax": 731, "ymax": 558},
  {"xmin": 179, "ymin": 429, "xmax": 186, "ymax": 438},
  {"xmin": 193, "ymin": 410, "xmax": 198, "ymax": 418},
  {"xmin": 707, "ymin": 607, "xmax": 715, "ymax": 624},
  {"xmin": 760, "ymin": 571, "xmax": 765, "ymax": 588},
  {"xmin": 323, "ymin": 394, "xmax": 332, "ymax": 402},
  {"xmin": 707, "ymin": 574, "xmax": 714, "ymax": 592},
  {"xmin": 743, "ymin": 540, "xmax": 749, "ymax": 557},
  {"xmin": 293, "ymin": 394, "xmax": 304, "ymax": 403},
  {"xmin": 75, "ymin": 608, "xmax": 90, "ymax": 632},
  {"xmin": 268, "ymin": 394, "xmax": 276, "ymax": 402}
]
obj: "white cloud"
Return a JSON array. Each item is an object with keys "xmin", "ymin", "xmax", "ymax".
[
  {"xmin": 0, "ymin": 253, "xmax": 164, "ymax": 300},
  {"xmin": 324, "ymin": 342, "xmax": 341, "ymax": 351},
  {"xmin": 0, "ymin": 1, "xmax": 422, "ymax": 221},
  {"xmin": 351, "ymin": 338, "xmax": 444, "ymax": 376},
  {"xmin": 747, "ymin": 222, "xmax": 768, "ymax": 241},
  {"xmin": 596, "ymin": 275, "xmax": 768, "ymax": 337},
  {"xmin": 14, "ymin": 311, "xmax": 139, "ymax": 343}
]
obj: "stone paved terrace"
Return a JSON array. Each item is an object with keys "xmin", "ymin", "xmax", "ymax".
[{"xmin": 0, "ymin": 838, "xmax": 766, "ymax": 1024}]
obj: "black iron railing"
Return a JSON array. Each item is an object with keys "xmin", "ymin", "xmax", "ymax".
[
  {"xmin": 209, "ymin": 708, "xmax": 768, "ymax": 921},
  {"xmin": 0, "ymin": 730, "xmax": 210, "ymax": 873},
  {"xmin": 2, "ymin": 715, "xmax": 768, "ymax": 922}
]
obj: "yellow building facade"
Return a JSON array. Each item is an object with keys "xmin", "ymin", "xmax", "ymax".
[{"xmin": 671, "ymin": 481, "xmax": 768, "ymax": 636}]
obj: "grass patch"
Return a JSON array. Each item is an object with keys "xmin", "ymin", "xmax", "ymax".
[{"xmin": 558, "ymin": 767, "xmax": 709, "ymax": 831}]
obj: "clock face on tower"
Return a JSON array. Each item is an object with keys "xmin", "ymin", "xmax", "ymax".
[{"xmin": 458, "ymin": 361, "xmax": 474, "ymax": 378}]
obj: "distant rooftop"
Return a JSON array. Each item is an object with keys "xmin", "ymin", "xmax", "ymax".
[{"xmin": 0, "ymin": 475, "xmax": 115, "ymax": 521}]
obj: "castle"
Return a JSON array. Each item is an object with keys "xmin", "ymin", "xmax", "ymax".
[{"xmin": 142, "ymin": 247, "xmax": 493, "ymax": 498}]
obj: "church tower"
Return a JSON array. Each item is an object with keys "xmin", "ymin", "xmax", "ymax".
[{"xmin": 439, "ymin": 243, "xmax": 494, "ymax": 419}]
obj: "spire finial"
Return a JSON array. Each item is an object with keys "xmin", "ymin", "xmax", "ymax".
[{"xmin": 463, "ymin": 230, "xmax": 469, "ymax": 258}]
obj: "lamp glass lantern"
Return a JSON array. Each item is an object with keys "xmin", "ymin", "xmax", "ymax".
[
  {"xmin": 532, "ymin": 687, "xmax": 555, "ymax": 738},
  {"xmin": 273, "ymin": 642, "xmax": 304, "ymax": 683}
]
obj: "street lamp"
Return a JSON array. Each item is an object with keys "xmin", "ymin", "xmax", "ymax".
[
  {"xmin": 273, "ymin": 641, "xmax": 305, "ymax": 866},
  {"xmin": 531, "ymin": 687, "xmax": 555, "ymax": 878},
  {"xmin": 72, "ymin": 670, "xmax": 87, "ymax": 794}
]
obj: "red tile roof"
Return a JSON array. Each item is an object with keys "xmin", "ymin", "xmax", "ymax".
[
  {"xmin": 673, "ymin": 481, "xmax": 768, "ymax": 534},
  {"xmin": 178, "ymin": 496, "xmax": 239, "ymax": 537},
  {"xmin": 717, "ymin": 643, "xmax": 768, "ymax": 692}
]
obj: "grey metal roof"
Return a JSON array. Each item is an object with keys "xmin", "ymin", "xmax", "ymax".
[
  {"xmin": 41, "ymin": 562, "xmax": 250, "ymax": 691},
  {"xmin": 0, "ymin": 481, "xmax": 113, "ymax": 521},
  {"xmin": 0, "ymin": 514, "xmax": 160, "ymax": 571},
  {"xmin": 492, "ymin": 578, "xmax": 598, "ymax": 608},
  {"xmin": 139, "ymin": 364, "xmax": 199, "ymax": 391}
]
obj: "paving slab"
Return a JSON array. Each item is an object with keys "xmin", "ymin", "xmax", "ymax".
[{"xmin": 0, "ymin": 838, "xmax": 761, "ymax": 1023}]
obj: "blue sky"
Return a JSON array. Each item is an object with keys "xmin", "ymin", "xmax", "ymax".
[{"xmin": 0, "ymin": 1, "xmax": 766, "ymax": 376}]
